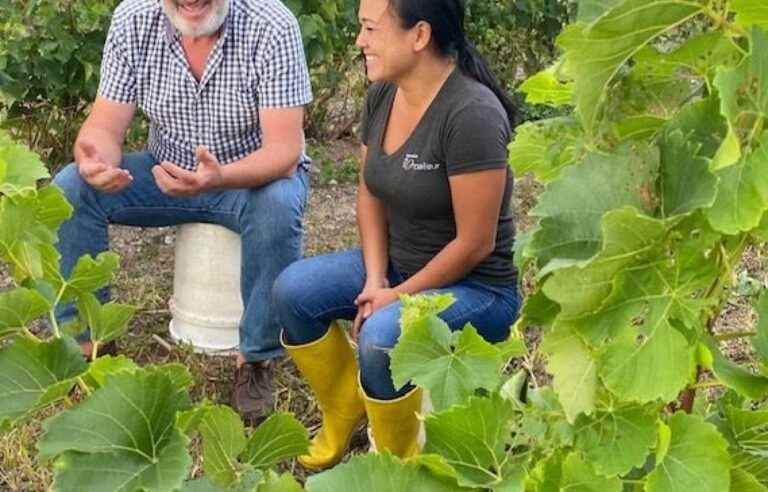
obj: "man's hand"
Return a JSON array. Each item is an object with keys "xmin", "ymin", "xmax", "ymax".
[
  {"xmin": 76, "ymin": 141, "xmax": 133, "ymax": 193},
  {"xmin": 153, "ymin": 145, "xmax": 224, "ymax": 197}
]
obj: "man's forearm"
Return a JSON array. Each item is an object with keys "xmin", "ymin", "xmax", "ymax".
[
  {"xmin": 74, "ymin": 126, "xmax": 124, "ymax": 167},
  {"xmin": 219, "ymin": 142, "xmax": 301, "ymax": 189}
]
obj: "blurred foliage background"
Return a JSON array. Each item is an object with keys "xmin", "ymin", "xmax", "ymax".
[{"xmin": 0, "ymin": 0, "xmax": 572, "ymax": 168}]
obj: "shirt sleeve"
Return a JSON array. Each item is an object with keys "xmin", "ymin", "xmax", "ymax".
[
  {"xmin": 256, "ymin": 20, "xmax": 312, "ymax": 108},
  {"xmin": 97, "ymin": 21, "xmax": 137, "ymax": 104},
  {"xmin": 444, "ymin": 102, "xmax": 511, "ymax": 176},
  {"xmin": 359, "ymin": 83, "xmax": 384, "ymax": 145}
]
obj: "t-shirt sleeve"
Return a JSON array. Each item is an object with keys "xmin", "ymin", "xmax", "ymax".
[
  {"xmin": 256, "ymin": 20, "xmax": 313, "ymax": 108},
  {"xmin": 359, "ymin": 83, "xmax": 386, "ymax": 145},
  {"xmin": 97, "ymin": 21, "xmax": 137, "ymax": 104},
  {"xmin": 444, "ymin": 103, "xmax": 511, "ymax": 176}
]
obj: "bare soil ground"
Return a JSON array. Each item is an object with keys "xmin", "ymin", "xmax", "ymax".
[{"xmin": 0, "ymin": 139, "xmax": 764, "ymax": 490}]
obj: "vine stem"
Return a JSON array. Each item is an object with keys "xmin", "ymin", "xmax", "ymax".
[
  {"xmin": 680, "ymin": 367, "xmax": 702, "ymax": 414},
  {"xmin": 47, "ymin": 310, "xmax": 61, "ymax": 339},
  {"xmin": 21, "ymin": 326, "xmax": 39, "ymax": 340},
  {"xmin": 77, "ymin": 376, "xmax": 92, "ymax": 397},
  {"xmin": 747, "ymin": 116, "xmax": 765, "ymax": 147},
  {"xmin": 715, "ymin": 330, "xmax": 757, "ymax": 341},
  {"xmin": 47, "ymin": 284, "xmax": 68, "ymax": 340},
  {"xmin": 692, "ymin": 380, "xmax": 725, "ymax": 390}
]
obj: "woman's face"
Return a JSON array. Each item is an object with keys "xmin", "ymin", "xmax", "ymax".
[{"xmin": 355, "ymin": 0, "xmax": 417, "ymax": 82}]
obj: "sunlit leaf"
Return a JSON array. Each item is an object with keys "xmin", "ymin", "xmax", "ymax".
[
  {"xmin": 39, "ymin": 368, "xmax": 193, "ymax": 492},
  {"xmin": 0, "ymin": 335, "xmax": 87, "ymax": 431}
]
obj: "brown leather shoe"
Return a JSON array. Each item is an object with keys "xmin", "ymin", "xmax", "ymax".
[{"xmin": 232, "ymin": 360, "xmax": 275, "ymax": 424}]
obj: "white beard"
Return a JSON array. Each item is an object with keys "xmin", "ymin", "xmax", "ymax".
[{"xmin": 162, "ymin": 0, "xmax": 230, "ymax": 38}]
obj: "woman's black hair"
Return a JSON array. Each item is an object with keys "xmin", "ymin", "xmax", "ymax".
[{"xmin": 387, "ymin": 0, "xmax": 518, "ymax": 127}]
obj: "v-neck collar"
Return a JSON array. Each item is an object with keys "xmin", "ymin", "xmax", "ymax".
[{"xmin": 377, "ymin": 66, "xmax": 460, "ymax": 159}]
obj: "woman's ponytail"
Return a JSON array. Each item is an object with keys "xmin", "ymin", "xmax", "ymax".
[
  {"xmin": 457, "ymin": 40, "xmax": 519, "ymax": 127},
  {"xmin": 388, "ymin": 0, "xmax": 518, "ymax": 127}
]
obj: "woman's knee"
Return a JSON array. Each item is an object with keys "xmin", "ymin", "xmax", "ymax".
[
  {"xmin": 357, "ymin": 311, "xmax": 401, "ymax": 370},
  {"xmin": 271, "ymin": 259, "xmax": 312, "ymax": 318}
]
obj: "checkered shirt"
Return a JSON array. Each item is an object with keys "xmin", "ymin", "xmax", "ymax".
[{"xmin": 98, "ymin": 0, "xmax": 312, "ymax": 171}]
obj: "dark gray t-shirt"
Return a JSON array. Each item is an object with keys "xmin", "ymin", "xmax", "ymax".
[{"xmin": 360, "ymin": 68, "xmax": 516, "ymax": 285}]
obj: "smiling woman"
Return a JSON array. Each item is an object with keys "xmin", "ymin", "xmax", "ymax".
[
  {"xmin": 272, "ymin": 0, "xmax": 520, "ymax": 472},
  {"xmin": 162, "ymin": 0, "xmax": 230, "ymax": 37}
]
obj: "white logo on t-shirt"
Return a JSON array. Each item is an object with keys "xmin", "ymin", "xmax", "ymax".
[{"xmin": 402, "ymin": 153, "xmax": 441, "ymax": 171}]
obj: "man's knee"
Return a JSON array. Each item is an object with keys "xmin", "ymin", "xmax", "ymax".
[
  {"xmin": 52, "ymin": 163, "xmax": 87, "ymax": 207},
  {"xmin": 244, "ymin": 173, "xmax": 307, "ymax": 224}
]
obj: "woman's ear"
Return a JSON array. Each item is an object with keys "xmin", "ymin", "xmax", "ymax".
[{"xmin": 411, "ymin": 20, "xmax": 433, "ymax": 53}]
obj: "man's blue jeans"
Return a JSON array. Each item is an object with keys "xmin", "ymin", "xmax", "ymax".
[
  {"xmin": 52, "ymin": 151, "xmax": 309, "ymax": 362},
  {"xmin": 272, "ymin": 249, "xmax": 520, "ymax": 400}
]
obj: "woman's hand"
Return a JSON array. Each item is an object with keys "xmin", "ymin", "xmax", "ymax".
[{"xmin": 351, "ymin": 277, "xmax": 394, "ymax": 341}]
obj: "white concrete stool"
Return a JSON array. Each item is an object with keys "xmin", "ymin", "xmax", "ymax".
[{"xmin": 168, "ymin": 223, "xmax": 242, "ymax": 354}]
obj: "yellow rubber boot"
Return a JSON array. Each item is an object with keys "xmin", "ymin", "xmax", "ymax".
[
  {"xmin": 282, "ymin": 322, "xmax": 365, "ymax": 470},
  {"xmin": 363, "ymin": 386, "xmax": 423, "ymax": 459}
]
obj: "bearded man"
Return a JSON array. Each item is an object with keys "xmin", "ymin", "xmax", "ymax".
[{"xmin": 52, "ymin": 0, "xmax": 312, "ymax": 422}]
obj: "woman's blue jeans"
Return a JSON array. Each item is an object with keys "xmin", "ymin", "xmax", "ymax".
[
  {"xmin": 272, "ymin": 249, "xmax": 520, "ymax": 400},
  {"xmin": 52, "ymin": 151, "xmax": 309, "ymax": 362}
]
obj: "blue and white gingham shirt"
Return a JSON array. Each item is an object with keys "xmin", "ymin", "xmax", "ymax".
[{"xmin": 99, "ymin": 0, "xmax": 313, "ymax": 171}]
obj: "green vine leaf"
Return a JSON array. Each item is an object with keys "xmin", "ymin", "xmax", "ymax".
[
  {"xmin": 707, "ymin": 134, "xmax": 768, "ymax": 235},
  {"xmin": 595, "ymin": 256, "xmax": 712, "ymax": 402},
  {"xmin": 198, "ymin": 405, "xmax": 247, "ymax": 488},
  {"xmin": 708, "ymin": 340, "xmax": 768, "ymax": 399},
  {"xmin": 38, "ymin": 368, "xmax": 193, "ymax": 492},
  {"xmin": 752, "ymin": 291, "xmax": 768, "ymax": 366},
  {"xmin": 576, "ymin": 0, "xmax": 623, "ymax": 23},
  {"xmin": 541, "ymin": 325, "xmax": 597, "ymax": 423},
  {"xmin": 721, "ymin": 406, "xmax": 768, "ymax": 487},
  {"xmin": 646, "ymin": 413, "xmax": 731, "ymax": 492},
  {"xmin": 732, "ymin": 0, "xmax": 768, "ymax": 31},
  {"xmin": 634, "ymin": 32, "xmax": 743, "ymax": 83},
  {"xmin": 241, "ymin": 412, "xmax": 309, "ymax": 469},
  {"xmin": 179, "ymin": 470, "xmax": 262, "ymax": 492},
  {"xmin": 542, "ymin": 207, "xmax": 668, "ymax": 320},
  {"xmin": 57, "ymin": 252, "xmax": 120, "ymax": 303},
  {"xmin": 76, "ymin": 293, "xmax": 136, "ymax": 345},
  {"xmin": 519, "ymin": 67, "xmax": 574, "ymax": 106},
  {"xmin": 306, "ymin": 452, "xmax": 463, "ymax": 492},
  {"xmin": 712, "ymin": 27, "xmax": 768, "ymax": 170},
  {"xmin": 507, "ymin": 116, "xmax": 584, "ymax": 183},
  {"xmin": 573, "ymin": 405, "xmax": 658, "ymax": 476},
  {"xmin": 390, "ymin": 316, "xmax": 503, "ymax": 411},
  {"xmin": 83, "ymin": 355, "xmax": 139, "ymax": 389},
  {"xmin": 730, "ymin": 469, "xmax": 768, "ymax": 492},
  {"xmin": 0, "ymin": 187, "xmax": 72, "ymax": 280},
  {"xmin": 423, "ymin": 395, "xmax": 515, "ymax": 488},
  {"xmin": 560, "ymin": 452, "xmax": 622, "ymax": 491},
  {"xmin": 398, "ymin": 293, "xmax": 455, "ymax": 329},
  {"xmin": 658, "ymin": 130, "xmax": 719, "ymax": 218},
  {"xmin": 559, "ymin": 0, "xmax": 705, "ymax": 135},
  {"xmin": 258, "ymin": 471, "xmax": 305, "ymax": 492},
  {"xmin": 528, "ymin": 143, "xmax": 659, "ymax": 271},
  {"xmin": 527, "ymin": 452, "xmax": 622, "ymax": 491},
  {"xmin": 0, "ymin": 335, "xmax": 88, "ymax": 432},
  {"xmin": 0, "ymin": 131, "xmax": 50, "ymax": 194},
  {"xmin": 0, "ymin": 287, "xmax": 51, "ymax": 338}
]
